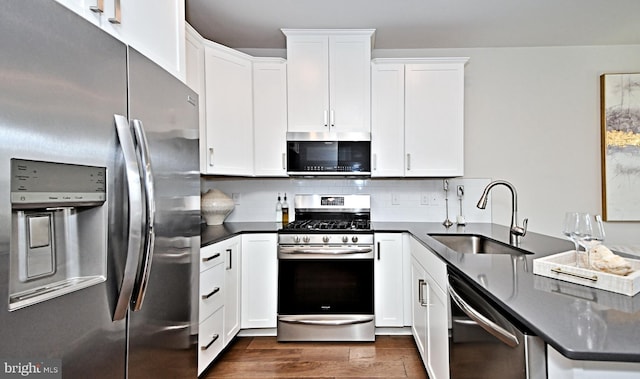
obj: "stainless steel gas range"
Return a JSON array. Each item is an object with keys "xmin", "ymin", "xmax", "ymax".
[{"xmin": 277, "ymin": 194, "xmax": 375, "ymax": 342}]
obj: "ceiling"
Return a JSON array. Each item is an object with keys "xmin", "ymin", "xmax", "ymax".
[{"xmin": 186, "ymin": 0, "xmax": 640, "ymax": 50}]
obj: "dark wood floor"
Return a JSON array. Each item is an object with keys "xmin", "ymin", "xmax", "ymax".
[{"xmin": 200, "ymin": 335, "xmax": 429, "ymax": 378}]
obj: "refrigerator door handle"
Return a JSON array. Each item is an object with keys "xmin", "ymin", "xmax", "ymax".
[
  {"xmin": 130, "ymin": 119, "xmax": 156, "ymax": 311},
  {"xmin": 113, "ymin": 114, "xmax": 144, "ymax": 321}
]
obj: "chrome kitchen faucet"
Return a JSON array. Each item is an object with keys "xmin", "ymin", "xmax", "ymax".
[{"xmin": 477, "ymin": 180, "xmax": 528, "ymax": 246}]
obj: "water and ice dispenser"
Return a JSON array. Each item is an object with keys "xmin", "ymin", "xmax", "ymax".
[{"xmin": 9, "ymin": 159, "xmax": 108, "ymax": 310}]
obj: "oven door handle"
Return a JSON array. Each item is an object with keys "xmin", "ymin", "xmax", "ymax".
[
  {"xmin": 278, "ymin": 246, "xmax": 373, "ymax": 255},
  {"xmin": 448, "ymin": 284, "xmax": 520, "ymax": 348},
  {"xmin": 279, "ymin": 315, "xmax": 374, "ymax": 326}
]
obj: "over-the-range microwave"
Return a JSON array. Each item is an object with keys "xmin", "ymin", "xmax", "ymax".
[{"xmin": 286, "ymin": 132, "xmax": 371, "ymax": 176}]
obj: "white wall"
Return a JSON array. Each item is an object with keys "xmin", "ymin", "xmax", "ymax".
[{"xmin": 222, "ymin": 44, "xmax": 640, "ymax": 249}]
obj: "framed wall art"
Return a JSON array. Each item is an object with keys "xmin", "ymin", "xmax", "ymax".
[{"xmin": 601, "ymin": 73, "xmax": 640, "ymax": 221}]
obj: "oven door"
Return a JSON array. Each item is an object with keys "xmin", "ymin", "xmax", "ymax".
[{"xmin": 277, "ymin": 248, "xmax": 375, "ymax": 341}]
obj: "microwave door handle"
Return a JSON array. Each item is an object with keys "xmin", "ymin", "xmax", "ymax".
[
  {"xmin": 129, "ymin": 119, "xmax": 156, "ymax": 312},
  {"xmin": 112, "ymin": 114, "xmax": 144, "ymax": 321},
  {"xmin": 448, "ymin": 284, "xmax": 519, "ymax": 348}
]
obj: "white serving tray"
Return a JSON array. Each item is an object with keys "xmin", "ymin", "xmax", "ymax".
[{"xmin": 533, "ymin": 251, "xmax": 640, "ymax": 296}]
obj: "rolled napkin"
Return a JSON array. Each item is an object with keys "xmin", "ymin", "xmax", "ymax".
[{"xmin": 589, "ymin": 245, "xmax": 634, "ymax": 276}]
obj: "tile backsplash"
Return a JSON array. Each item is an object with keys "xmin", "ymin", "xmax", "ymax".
[{"xmin": 201, "ymin": 177, "xmax": 492, "ymax": 224}]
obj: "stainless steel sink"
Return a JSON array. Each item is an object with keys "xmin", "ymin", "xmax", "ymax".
[{"xmin": 429, "ymin": 234, "xmax": 531, "ymax": 256}]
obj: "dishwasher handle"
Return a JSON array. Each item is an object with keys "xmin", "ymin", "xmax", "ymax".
[{"xmin": 448, "ymin": 280, "xmax": 519, "ymax": 348}]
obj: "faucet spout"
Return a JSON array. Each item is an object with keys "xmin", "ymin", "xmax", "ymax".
[{"xmin": 477, "ymin": 180, "xmax": 528, "ymax": 246}]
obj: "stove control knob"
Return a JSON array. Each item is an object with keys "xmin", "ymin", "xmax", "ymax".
[
  {"xmin": 303, "ymin": 236, "xmax": 310, "ymax": 243},
  {"xmin": 293, "ymin": 236, "xmax": 300, "ymax": 243},
  {"xmin": 352, "ymin": 236, "xmax": 359, "ymax": 243},
  {"xmin": 342, "ymin": 236, "xmax": 349, "ymax": 243},
  {"xmin": 322, "ymin": 236, "xmax": 330, "ymax": 243}
]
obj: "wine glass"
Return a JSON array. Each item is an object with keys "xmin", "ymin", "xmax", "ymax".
[
  {"xmin": 577, "ymin": 214, "xmax": 606, "ymax": 268},
  {"xmin": 562, "ymin": 212, "xmax": 581, "ymax": 265}
]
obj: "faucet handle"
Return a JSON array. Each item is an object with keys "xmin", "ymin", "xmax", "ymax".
[{"xmin": 512, "ymin": 218, "xmax": 528, "ymax": 237}]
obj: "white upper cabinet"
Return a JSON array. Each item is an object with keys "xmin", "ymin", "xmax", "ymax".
[
  {"xmin": 185, "ymin": 25, "xmax": 207, "ymax": 172},
  {"xmin": 371, "ymin": 58, "xmax": 468, "ymax": 177},
  {"xmin": 253, "ymin": 59, "xmax": 288, "ymax": 176},
  {"xmin": 203, "ymin": 42, "xmax": 254, "ymax": 176},
  {"xmin": 371, "ymin": 63, "xmax": 406, "ymax": 177},
  {"xmin": 283, "ymin": 29, "xmax": 374, "ymax": 134},
  {"xmin": 55, "ymin": 0, "xmax": 186, "ymax": 81}
]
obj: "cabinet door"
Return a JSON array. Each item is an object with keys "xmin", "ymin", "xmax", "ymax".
[
  {"xmin": 286, "ymin": 35, "xmax": 329, "ymax": 132},
  {"xmin": 411, "ymin": 257, "xmax": 428, "ymax": 360},
  {"xmin": 371, "ymin": 63, "xmax": 405, "ymax": 177},
  {"xmin": 405, "ymin": 63, "xmax": 465, "ymax": 176},
  {"xmin": 204, "ymin": 44, "xmax": 254, "ymax": 175},
  {"xmin": 253, "ymin": 60, "xmax": 288, "ymax": 176},
  {"xmin": 185, "ymin": 26, "xmax": 207, "ymax": 173},
  {"xmin": 426, "ymin": 275, "xmax": 450, "ymax": 379},
  {"xmin": 105, "ymin": 0, "xmax": 185, "ymax": 80},
  {"xmin": 222, "ymin": 237, "xmax": 242, "ymax": 343},
  {"xmin": 241, "ymin": 234, "xmax": 278, "ymax": 328},
  {"xmin": 328, "ymin": 34, "xmax": 371, "ymax": 133},
  {"xmin": 374, "ymin": 233, "xmax": 405, "ymax": 327},
  {"xmin": 57, "ymin": 0, "xmax": 185, "ymax": 80}
]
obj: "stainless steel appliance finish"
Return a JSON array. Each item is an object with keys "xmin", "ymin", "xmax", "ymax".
[
  {"xmin": 0, "ymin": 2, "xmax": 199, "ymax": 377},
  {"xmin": 286, "ymin": 133, "xmax": 371, "ymax": 176},
  {"xmin": 448, "ymin": 270, "xmax": 546, "ymax": 379},
  {"xmin": 277, "ymin": 195, "xmax": 375, "ymax": 341}
]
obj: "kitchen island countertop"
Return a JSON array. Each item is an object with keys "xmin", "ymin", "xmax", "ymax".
[{"xmin": 201, "ymin": 221, "xmax": 640, "ymax": 363}]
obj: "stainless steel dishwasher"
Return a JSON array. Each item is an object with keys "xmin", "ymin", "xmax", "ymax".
[{"xmin": 448, "ymin": 270, "xmax": 546, "ymax": 379}]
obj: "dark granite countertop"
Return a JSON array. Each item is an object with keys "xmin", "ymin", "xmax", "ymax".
[{"xmin": 201, "ymin": 221, "xmax": 640, "ymax": 363}]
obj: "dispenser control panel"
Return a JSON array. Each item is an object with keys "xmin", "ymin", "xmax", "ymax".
[{"xmin": 10, "ymin": 159, "xmax": 106, "ymax": 208}]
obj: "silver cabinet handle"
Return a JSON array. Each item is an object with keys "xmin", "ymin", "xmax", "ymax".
[
  {"xmin": 108, "ymin": 0, "xmax": 121, "ymax": 24},
  {"xmin": 201, "ymin": 334, "xmax": 219, "ymax": 350},
  {"xmin": 323, "ymin": 110, "xmax": 328, "ymax": 127},
  {"xmin": 418, "ymin": 279, "xmax": 427, "ymax": 306},
  {"xmin": 377, "ymin": 242, "xmax": 381, "ymax": 260},
  {"xmin": 226, "ymin": 248, "xmax": 232, "ymax": 270},
  {"xmin": 112, "ymin": 114, "xmax": 144, "ymax": 321},
  {"xmin": 372, "ymin": 153, "xmax": 377, "ymax": 171},
  {"xmin": 130, "ymin": 119, "xmax": 156, "ymax": 312},
  {"xmin": 89, "ymin": 0, "xmax": 104, "ymax": 13},
  {"xmin": 208, "ymin": 147, "xmax": 214, "ymax": 167},
  {"xmin": 448, "ymin": 284, "xmax": 519, "ymax": 347},
  {"xmin": 202, "ymin": 287, "xmax": 220, "ymax": 300},
  {"xmin": 330, "ymin": 109, "xmax": 335, "ymax": 127},
  {"xmin": 407, "ymin": 153, "xmax": 411, "ymax": 170},
  {"xmin": 202, "ymin": 252, "xmax": 221, "ymax": 262},
  {"xmin": 282, "ymin": 153, "xmax": 286, "ymax": 170}
]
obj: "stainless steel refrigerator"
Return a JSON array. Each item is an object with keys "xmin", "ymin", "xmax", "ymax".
[{"xmin": 0, "ymin": 2, "xmax": 200, "ymax": 378}]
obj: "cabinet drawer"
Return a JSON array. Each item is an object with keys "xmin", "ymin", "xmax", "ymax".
[
  {"xmin": 198, "ymin": 308, "xmax": 224, "ymax": 375},
  {"xmin": 200, "ymin": 244, "xmax": 225, "ymax": 272},
  {"xmin": 199, "ymin": 263, "xmax": 224, "ymax": 321}
]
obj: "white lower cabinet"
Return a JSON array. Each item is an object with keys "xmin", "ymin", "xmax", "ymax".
[
  {"xmin": 198, "ymin": 308, "xmax": 224, "ymax": 375},
  {"xmin": 374, "ymin": 233, "xmax": 406, "ymax": 327},
  {"xmin": 547, "ymin": 345, "xmax": 640, "ymax": 379},
  {"xmin": 198, "ymin": 235, "xmax": 242, "ymax": 375},
  {"xmin": 410, "ymin": 237, "xmax": 449, "ymax": 379},
  {"xmin": 241, "ymin": 234, "xmax": 278, "ymax": 329}
]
